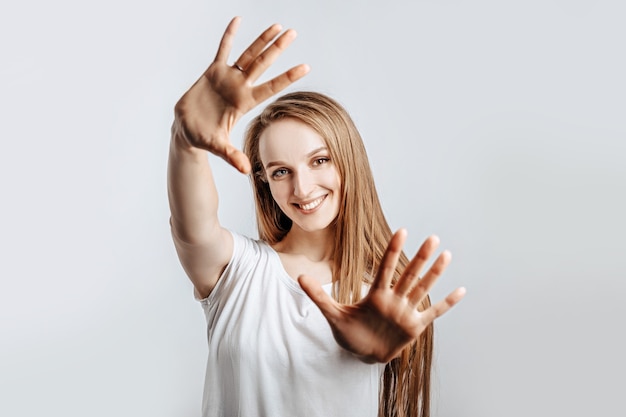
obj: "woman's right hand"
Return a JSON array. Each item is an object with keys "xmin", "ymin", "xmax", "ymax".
[{"xmin": 172, "ymin": 16, "xmax": 310, "ymax": 174}]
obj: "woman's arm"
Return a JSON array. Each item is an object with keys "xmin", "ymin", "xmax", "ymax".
[
  {"xmin": 167, "ymin": 131, "xmax": 232, "ymax": 299},
  {"xmin": 167, "ymin": 17, "xmax": 309, "ymax": 298}
]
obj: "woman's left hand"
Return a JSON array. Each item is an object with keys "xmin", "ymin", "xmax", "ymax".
[{"xmin": 298, "ymin": 229, "xmax": 466, "ymax": 363}]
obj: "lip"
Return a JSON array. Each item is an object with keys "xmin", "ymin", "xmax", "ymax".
[{"xmin": 293, "ymin": 195, "xmax": 327, "ymax": 213}]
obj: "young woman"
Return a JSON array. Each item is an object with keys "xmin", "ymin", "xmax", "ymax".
[{"xmin": 168, "ymin": 16, "xmax": 466, "ymax": 417}]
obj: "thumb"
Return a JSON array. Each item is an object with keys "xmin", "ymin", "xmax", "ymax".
[
  {"xmin": 223, "ymin": 145, "xmax": 252, "ymax": 174},
  {"xmin": 298, "ymin": 275, "xmax": 340, "ymax": 320},
  {"xmin": 193, "ymin": 132, "xmax": 251, "ymax": 174}
]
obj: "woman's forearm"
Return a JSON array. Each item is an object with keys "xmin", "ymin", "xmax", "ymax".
[{"xmin": 167, "ymin": 128, "xmax": 221, "ymax": 245}]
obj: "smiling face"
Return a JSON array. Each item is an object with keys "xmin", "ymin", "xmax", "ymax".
[{"xmin": 258, "ymin": 118, "xmax": 342, "ymax": 234}]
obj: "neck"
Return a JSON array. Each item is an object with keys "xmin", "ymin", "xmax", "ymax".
[{"xmin": 274, "ymin": 225, "xmax": 335, "ymax": 262}]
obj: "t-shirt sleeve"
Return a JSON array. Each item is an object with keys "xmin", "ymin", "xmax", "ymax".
[{"xmin": 196, "ymin": 230, "xmax": 261, "ymax": 307}]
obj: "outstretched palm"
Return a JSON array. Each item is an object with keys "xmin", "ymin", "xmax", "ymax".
[
  {"xmin": 299, "ymin": 229, "xmax": 466, "ymax": 363},
  {"xmin": 173, "ymin": 16, "xmax": 310, "ymax": 173}
]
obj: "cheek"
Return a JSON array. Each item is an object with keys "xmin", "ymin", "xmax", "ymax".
[
  {"xmin": 322, "ymin": 168, "xmax": 341, "ymax": 190},
  {"xmin": 268, "ymin": 182, "xmax": 290, "ymax": 205}
]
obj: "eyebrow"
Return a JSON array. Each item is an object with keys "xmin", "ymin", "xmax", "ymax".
[{"xmin": 264, "ymin": 147, "xmax": 328, "ymax": 169}]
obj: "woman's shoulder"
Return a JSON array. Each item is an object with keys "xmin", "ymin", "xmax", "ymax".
[
  {"xmin": 222, "ymin": 230, "xmax": 283, "ymax": 277},
  {"xmin": 229, "ymin": 230, "xmax": 274, "ymax": 258},
  {"xmin": 199, "ymin": 230, "xmax": 277, "ymax": 303}
]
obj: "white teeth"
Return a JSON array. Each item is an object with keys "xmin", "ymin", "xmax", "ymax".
[{"xmin": 299, "ymin": 196, "xmax": 324, "ymax": 210}]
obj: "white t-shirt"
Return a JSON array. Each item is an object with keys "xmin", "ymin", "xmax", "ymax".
[{"xmin": 198, "ymin": 231, "xmax": 385, "ymax": 417}]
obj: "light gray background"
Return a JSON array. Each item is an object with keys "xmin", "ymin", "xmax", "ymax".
[{"xmin": 1, "ymin": 0, "xmax": 624, "ymax": 416}]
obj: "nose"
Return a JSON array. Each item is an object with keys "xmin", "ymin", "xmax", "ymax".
[{"xmin": 293, "ymin": 170, "xmax": 315, "ymax": 199}]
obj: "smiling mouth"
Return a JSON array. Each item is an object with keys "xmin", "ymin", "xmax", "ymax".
[{"xmin": 296, "ymin": 195, "xmax": 326, "ymax": 211}]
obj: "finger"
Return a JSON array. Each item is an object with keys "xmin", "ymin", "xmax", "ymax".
[
  {"xmin": 251, "ymin": 64, "xmax": 310, "ymax": 103},
  {"xmin": 393, "ymin": 235, "xmax": 439, "ymax": 296},
  {"xmin": 208, "ymin": 141, "xmax": 251, "ymax": 174},
  {"xmin": 191, "ymin": 134, "xmax": 251, "ymax": 174},
  {"xmin": 214, "ymin": 16, "xmax": 242, "ymax": 64},
  {"xmin": 245, "ymin": 29, "xmax": 298, "ymax": 82},
  {"xmin": 371, "ymin": 229, "xmax": 408, "ymax": 290},
  {"xmin": 298, "ymin": 275, "xmax": 341, "ymax": 321},
  {"xmin": 232, "ymin": 23, "xmax": 283, "ymax": 70},
  {"xmin": 419, "ymin": 287, "xmax": 466, "ymax": 324},
  {"xmin": 407, "ymin": 250, "xmax": 452, "ymax": 306},
  {"xmin": 223, "ymin": 145, "xmax": 252, "ymax": 174}
]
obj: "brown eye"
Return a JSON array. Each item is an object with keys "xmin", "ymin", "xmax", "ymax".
[{"xmin": 313, "ymin": 157, "xmax": 330, "ymax": 166}]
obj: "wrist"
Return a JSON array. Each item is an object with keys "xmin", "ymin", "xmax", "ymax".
[{"xmin": 170, "ymin": 126, "xmax": 207, "ymax": 160}]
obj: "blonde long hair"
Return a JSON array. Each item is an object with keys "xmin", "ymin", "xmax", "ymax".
[{"xmin": 243, "ymin": 91, "xmax": 434, "ymax": 417}]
